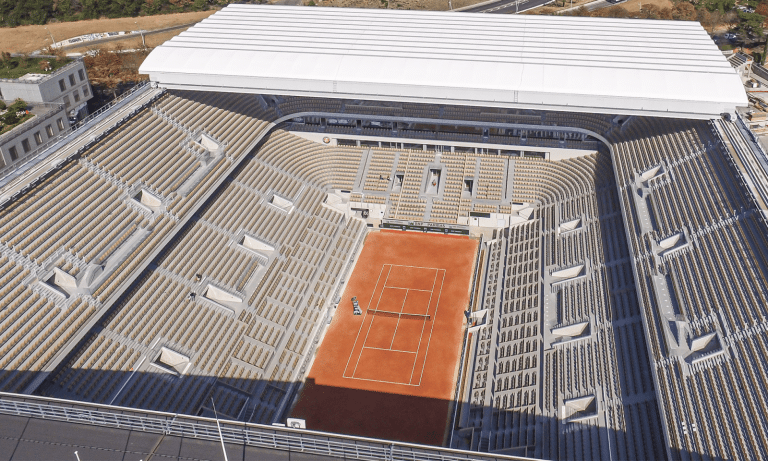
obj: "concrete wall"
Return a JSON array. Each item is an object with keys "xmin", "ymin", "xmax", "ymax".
[
  {"xmin": 0, "ymin": 60, "xmax": 92, "ymax": 119},
  {"xmin": 0, "ymin": 105, "xmax": 69, "ymax": 168},
  {"xmin": 290, "ymin": 130, "xmax": 598, "ymax": 162}
]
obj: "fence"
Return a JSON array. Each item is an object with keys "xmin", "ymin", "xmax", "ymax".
[{"xmin": 0, "ymin": 392, "xmax": 536, "ymax": 461}]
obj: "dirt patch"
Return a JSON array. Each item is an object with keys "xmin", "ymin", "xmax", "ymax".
[
  {"xmin": 530, "ymin": 0, "xmax": 672, "ymax": 14},
  {"xmin": 82, "ymin": 49, "xmax": 150, "ymax": 88},
  {"xmin": 610, "ymin": 0, "xmax": 673, "ymax": 12},
  {"xmin": 0, "ymin": 10, "xmax": 216, "ymax": 54}
]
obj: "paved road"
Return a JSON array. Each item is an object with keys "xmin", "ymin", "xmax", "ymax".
[
  {"xmin": 461, "ymin": 0, "xmax": 554, "ymax": 14},
  {"xmin": 555, "ymin": 0, "xmax": 627, "ymax": 12},
  {"xmin": 583, "ymin": 0, "xmax": 613, "ymax": 10},
  {"xmin": 57, "ymin": 22, "xmax": 196, "ymax": 51}
]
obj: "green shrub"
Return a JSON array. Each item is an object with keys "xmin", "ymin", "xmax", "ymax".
[
  {"xmin": 3, "ymin": 111, "xmax": 19, "ymax": 125},
  {"xmin": 8, "ymin": 99, "xmax": 27, "ymax": 114}
]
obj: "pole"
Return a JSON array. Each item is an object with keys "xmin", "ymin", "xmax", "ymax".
[
  {"xmin": 45, "ymin": 27, "xmax": 56, "ymax": 47},
  {"xmin": 74, "ymin": 452, "xmax": 81, "ymax": 461},
  {"xmin": 211, "ymin": 398, "xmax": 229, "ymax": 461},
  {"xmin": 135, "ymin": 22, "xmax": 145, "ymax": 48}
]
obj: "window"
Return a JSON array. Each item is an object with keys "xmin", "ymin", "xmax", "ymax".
[
  {"xmin": 63, "ymin": 95, "xmax": 70, "ymax": 107},
  {"xmin": 68, "ymin": 74, "xmax": 76, "ymax": 86},
  {"xmin": 21, "ymin": 139, "xmax": 31, "ymax": 153},
  {"xmin": 34, "ymin": 131, "xmax": 43, "ymax": 145},
  {"xmin": 45, "ymin": 124, "xmax": 54, "ymax": 137},
  {"xmin": 82, "ymin": 86, "xmax": 89, "ymax": 97},
  {"xmin": 57, "ymin": 118, "xmax": 64, "ymax": 130},
  {"xmin": 59, "ymin": 79, "xmax": 66, "ymax": 91},
  {"xmin": 8, "ymin": 146, "xmax": 18, "ymax": 161},
  {"xmin": 78, "ymin": 69, "xmax": 85, "ymax": 81},
  {"xmin": 73, "ymin": 91, "xmax": 80, "ymax": 103}
]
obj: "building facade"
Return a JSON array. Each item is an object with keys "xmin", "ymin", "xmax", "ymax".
[{"xmin": 0, "ymin": 58, "xmax": 92, "ymax": 121}]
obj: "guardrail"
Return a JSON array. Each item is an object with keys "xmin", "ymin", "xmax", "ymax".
[
  {"xmin": 735, "ymin": 111, "xmax": 768, "ymax": 159},
  {"xmin": 753, "ymin": 63, "xmax": 768, "ymax": 82},
  {"xmin": 0, "ymin": 80, "xmax": 152, "ymax": 182},
  {"xmin": 0, "ymin": 392, "xmax": 535, "ymax": 461}
]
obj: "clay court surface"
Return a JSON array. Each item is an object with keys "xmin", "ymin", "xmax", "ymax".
[{"xmin": 291, "ymin": 230, "xmax": 477, "ymax": 446}]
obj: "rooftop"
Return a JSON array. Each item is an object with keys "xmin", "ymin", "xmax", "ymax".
[
  {"xmin": 0, "ymin": 56, "xmax": 72, "ymax": 81},
  {"xmin": 140, "ymin": 5, "xmax": 747, "ymax": 119}
]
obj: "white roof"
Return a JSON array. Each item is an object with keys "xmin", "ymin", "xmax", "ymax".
[{"xmin": 140, "ymin": 5, "xmax": 747, "ymax": 119}]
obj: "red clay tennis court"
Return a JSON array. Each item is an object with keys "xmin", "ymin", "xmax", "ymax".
[{"xmin": 290, "ymin": 230, "xmax": 478, "ymax": 446}]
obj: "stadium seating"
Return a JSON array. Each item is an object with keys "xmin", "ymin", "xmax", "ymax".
[
  {"xmin": 44, "ymin": 121, "xmax": 368, "ymax": 420},
  {"xmin": 2, "ymin": 85, "xmax": 767, "ymax": 460},
  {"xmin": 607, "ymin": 116, "xmax": 768, "ymax": 460}
]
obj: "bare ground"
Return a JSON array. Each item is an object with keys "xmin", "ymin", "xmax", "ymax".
[
  {"xmin": 0, "ymin": 10, "xmax": 216, "ymax": 54},
  {"xmin": 613, "ymin": 0, "xmax": 674, "ymax": 12},
  {"xmin": 530, "ymin": 0, "xmax": 672, "ymax": 14}
]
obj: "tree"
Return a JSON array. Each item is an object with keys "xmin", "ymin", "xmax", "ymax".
[
  {"xmin": 8, "ymin": 98, "xmax": 27, "ymax": 113},
  {"xmin": 3, "ymin": 110, "xmax": 18, "ymax": 125},
  {"xmin": 698, "ymin": 8, "xmax": 715, "ymax": 32},
  {"xmin": 737, "ymin": 10, "xmax": 766, "ymax": 36},
  {"xmin": 672, "ymin": 2, "xmax": 697, "ymax": 20},
  {"xmin": 702, "ymin": 0, "xmax": 736, "ymax": 12}
]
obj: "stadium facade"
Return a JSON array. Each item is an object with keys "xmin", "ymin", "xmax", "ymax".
[{"xmin": 0, "ymin": 5, "xmax": 765, "ymax": 461}]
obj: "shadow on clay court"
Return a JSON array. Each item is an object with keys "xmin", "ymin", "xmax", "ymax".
[{"xmin": 0, "ymin": 365, "xmax": 670, "ymax": 461}]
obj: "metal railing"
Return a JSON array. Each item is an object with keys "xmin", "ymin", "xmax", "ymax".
[
  {"xmin": 0, "ymin": 81, "xmax": 154, "ymax": 182},
  {"xmin": 0, "ymin": 392, "xmax": 536, "ymax": 461},
  {"xmin": 752, "ymin": 62, "xmax": 768, "ymax": 82}
]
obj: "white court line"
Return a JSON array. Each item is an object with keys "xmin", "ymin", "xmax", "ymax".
[
  {"xmin": 382, "ymin": 286, "xmax": 433, "ymax": 292},
  {"xmin": 364, "ymin": 346, "xmax": 417, "ymax": 354},
  {"xmin": 390, "ymin": 264, "xmax": 444, "ymax": 271},
  {"xmin": 408, "ymin": 268, "xmax": 440, "ymax": 384},
  {"xmin": 345, "ymin": 264, "xmax": 444, "ymax": 385},
  {"xmin": 343, "ymin": 264, "xmax": 389, "ymax": 378},
  {"xmin": 351, "ymin": 264, "xmax": 393, "ymax": 378},
  {"xmin": 414, "ymin": 269, "xmax": 446, "ymax": 386},
  {"xmin": 342, "ymin": 376, "xmax": 421, "ymax": 386},
  {"xmin": 388, "ymin": 288, "xmax": 410, "ymax": 350}
]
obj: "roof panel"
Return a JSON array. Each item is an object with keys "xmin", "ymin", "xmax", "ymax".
[{"xmin": 139, "ymin": 4, "xmax": 747, "ymax": 118}]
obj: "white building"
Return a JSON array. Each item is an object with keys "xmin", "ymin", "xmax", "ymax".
[
  {"xmin": 140, "ymin": 5, "xmax": 747, "ymax": 119},
  {"xmin": 0, "ymin": 58, "xmax": 93, "ymax": 169},
  {"xmin": 0, "ymin": 58, "xmax": 92, "ymax": 121}
]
